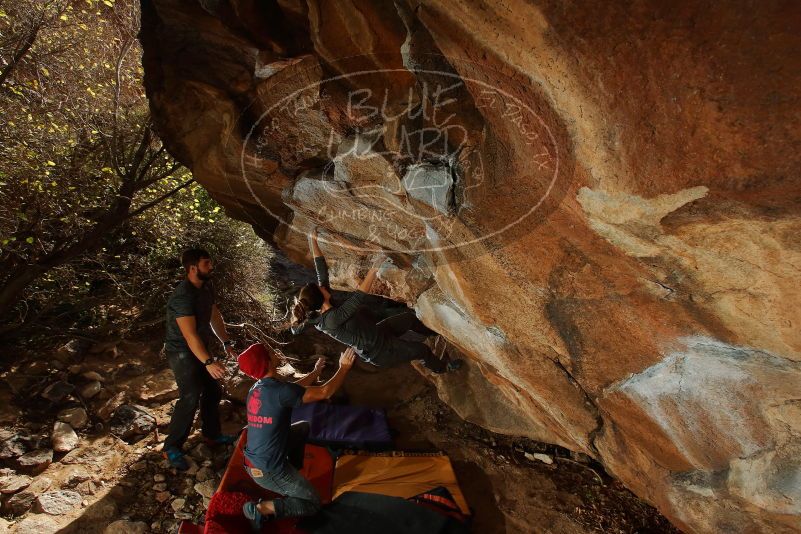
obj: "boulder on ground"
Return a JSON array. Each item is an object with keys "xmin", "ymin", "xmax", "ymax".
[
  {"xmin": 97, "ymin": 392, "xmax": 128, "ymax": 421},
  {"xmin": 82, "ymin": 498, "xmax": 117, "ymax": 521},
  {"xmin": 41, "ymin": 381, "xmax": 74, "ymax": 403},
  {"xmin": 57, "ymin": 407, "xmax": 88, "ymax": 429},
  {"xmin": 104, "ymin": 520, "xmax": 148, "ymax": 534},
  {"xmin": 16, "ymin": 449, "xmax": 53, "ymax": 472},
  {"xmin": 0, "ymin": 436, "xmax": 28, "ymax": 459},
  {"xmin": 79, "ymin": 380, "xmax": 102, "ymax": 399},
  {"xmin": 124, "ymin": 367, "xmax": 178, "ymax": 403},
  {"xmin": 34, "ymin": 489, "xmax": 82, "ymax": 515},
  {"xmin": 109, "ymin": 405, "xmax": 155, "ymax": 441},
  {"xmin": 0, "ymin": 474, "xmax": 32, "ymax": 494},
  {"xmin": 10, "ymin": 514, "xmax": 59, "ymax": 534},
  {"xmin": 52, "ymin": 422, "xmax": 79, "ymax": 453}
]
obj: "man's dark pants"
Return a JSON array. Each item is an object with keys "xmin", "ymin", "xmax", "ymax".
[{"xmin": 165, "ymin": 351, "xmax": 222, "ymax": 449}]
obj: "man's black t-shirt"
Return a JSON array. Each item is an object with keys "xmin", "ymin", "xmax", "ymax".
[
  {"xmin": 164, "ymin": 280, "xmax": 215, "ymax": 352},
  {"xmin": 244, "ymin": 378, "xmax": 305, "ymax": 472}
]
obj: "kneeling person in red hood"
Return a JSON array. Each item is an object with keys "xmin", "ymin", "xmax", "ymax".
[{"xmin": 237, "ymin": 343, "xmax": 356, "ymax": 529}]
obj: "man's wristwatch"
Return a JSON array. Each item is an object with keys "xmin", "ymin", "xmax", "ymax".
[{"xmin": 204, "ymin": 357, "xmax": 216, "ymax": 367}]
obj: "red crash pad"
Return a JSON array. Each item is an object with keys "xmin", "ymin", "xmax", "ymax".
[
  {"xmin": 180, "ymin": 430, "xmax": 333, "ymax": 534},
  {"xmin": 216, "ymin": 429, "xmax": 333, "ymax": 503}
]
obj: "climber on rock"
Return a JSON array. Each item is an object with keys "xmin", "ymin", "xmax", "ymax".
[
  {"xmin": 290, "ymin": 228, "xmax": 462, "ymax": 374},
  {"xmin": 238, "ymin": 343, "xmax": 356, "ymax": 527}
]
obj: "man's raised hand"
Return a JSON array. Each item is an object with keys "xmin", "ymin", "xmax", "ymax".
[{"xmin": 339, "ymin": 347, "xmax": 357, "ymax": 369}]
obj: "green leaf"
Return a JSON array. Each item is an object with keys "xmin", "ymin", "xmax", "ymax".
[
  {"xmin": 25, "ymin": 237, "xmax": 34, "ymax": 244},
  {"xmin": 47, "ymin": 160, "xmax": 56, "ymax": 166}
]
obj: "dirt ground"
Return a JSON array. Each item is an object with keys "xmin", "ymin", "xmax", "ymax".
[{"xmin": 0, "ymin": 337, "xmax": 678, "ymax": 533}]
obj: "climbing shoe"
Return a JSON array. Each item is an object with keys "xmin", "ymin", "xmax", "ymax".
[
  {"xmin": 446, "ymin": 358, "xmax": 464, "ymax": 372},
  {"xmin": 243, "ymin": 501, "xmax": 264, "ymax": 532},
  {"xmin": 205, "ymin": 433, "xmax": 238, "ymax": 446},
  {"xmin": 163, "ymin": 446, "xmax": 189, "ymax": 471}
]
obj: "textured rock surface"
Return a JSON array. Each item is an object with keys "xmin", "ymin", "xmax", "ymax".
[
  {"xmin": 57, "ymin": 407, "xmax": 89, "ymax": 430},
  {"xmin": 104, "ymin": 520, "xmax": 149, "ymax": 534},
  {"xmin": 52, "ymin": 422, "xmax": 79, "ymax": 453},
  {"xmin": 0, "ymin": 475, "xmax": 31, "ymax": 495},
  {"xmin": 140, "ymin": 1, "xmax": 801, "ymax": 532},
  {"xmin": 109, "ymin": 405, "xmax": 156, "ymax": 442},
  {"xmin": 17, "ymin": 449, "xmax": 53, "ymax": 473},
  {"xmin": 34, "ymin": 490, "xmax": 82, "ymax": 515}
]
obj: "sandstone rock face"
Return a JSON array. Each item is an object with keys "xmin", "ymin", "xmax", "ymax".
[{"xmin": 140, "ymin": 1, "xmax": 801, "ymax": 532}]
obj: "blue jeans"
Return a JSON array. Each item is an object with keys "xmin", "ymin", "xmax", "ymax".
[{"xmin": 246, "ymin": 463, "xmax": 321, "ymax": 518}]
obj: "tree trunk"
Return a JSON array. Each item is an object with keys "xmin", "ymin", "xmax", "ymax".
[{"xmin": 0, "ymin": 265, "xmax": 47, "ymax": 319}]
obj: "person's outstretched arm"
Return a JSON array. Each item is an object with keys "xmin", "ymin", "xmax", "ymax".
[
  {"xmin": 356, "ymin": 252, "xmax": 387, "ymax": 293},
  {"xmin": 302, "ymin": 348, "xmax": 356, "ymax": 403},
  {"xmin": 322, "ymin": 253, "xmax": 388, "ymax": 328},
  {"xmin": 310, "ymin": 227, "xmax": 323, "ymax": 258},
  {"xmin": 309, "ymin": 228, "xmax": 330, "ymax": 288},
  {"xmin": 294, "ymin": 357, "xmax": 325, "ymax": 387}
]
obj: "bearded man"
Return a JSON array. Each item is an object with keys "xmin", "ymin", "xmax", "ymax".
[{"xmin": 162, "ymin": 248, "xmax": 238, "ymax": 470}]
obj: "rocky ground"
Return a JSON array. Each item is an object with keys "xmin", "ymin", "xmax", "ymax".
[{"xmin": 0, "ymin": 334, "xmax": 677, "ymax": 533}]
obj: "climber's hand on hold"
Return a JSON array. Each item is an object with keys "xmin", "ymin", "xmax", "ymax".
[{"xmin": 370, "ymin": 252, "xmax": 388, "ymax": 270}]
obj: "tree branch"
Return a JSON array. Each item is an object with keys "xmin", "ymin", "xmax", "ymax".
[
  {"xmin": 0, "ymin": 25, "xmax": 40, "ymax": 88},
  {"xmin": 124, "ymin": 177, "xmax": 195, "ymax": 221}
]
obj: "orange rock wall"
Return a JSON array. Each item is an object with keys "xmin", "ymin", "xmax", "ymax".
[{"xmin": 140, "ymin": 1, "xmax": 801, "ymax": 531}]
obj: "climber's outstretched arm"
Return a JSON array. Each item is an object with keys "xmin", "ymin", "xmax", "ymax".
[
  {"xmin": 356, "ymin": 253, "xmax": 387, "ymax": 293},
  {"xmin": 309, "ymin": 228, "xmax": 330, "ymax": 288},
  {"xmin": 309, "ymin": 227, "xmax": 324, "ymax": 258}
]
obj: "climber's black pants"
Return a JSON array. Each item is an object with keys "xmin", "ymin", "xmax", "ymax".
[
  {"xmin": 363, "ymin": 312, "xmax": 446, "ymax": 373},
  {"xmin": 376, "ymin": 310, "xmax": 436, "ymax": 337},
  {"xmin": 164, "ymin": 350, "xmax": 222, "ymax": 449}
]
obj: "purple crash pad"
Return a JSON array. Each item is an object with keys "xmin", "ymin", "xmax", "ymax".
[{"xmin": 291, "ymin": 403, "xmax": 393, "ymax": 449}]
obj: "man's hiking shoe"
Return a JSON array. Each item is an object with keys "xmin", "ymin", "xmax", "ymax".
[
  {"xmin": 243, "ymin": 501, "xmax": 264, "ymax": 532},
  {"xmin": 446, "ymin": 358, "xmax": 464, "ymax": 372},
  {"xmin": 163, "ymin": 446, "xmax": 189, "ymax": 471},
  {"xmin": 205, "ymin": 433, "xmax": 238, "ymax": 446}
]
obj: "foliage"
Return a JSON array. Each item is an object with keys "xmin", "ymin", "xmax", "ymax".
[
  {"xmin": 0, "ymin": 0, "xmax": 277, "ymax": 343},
  {"xmin": 24, "ymin": 184, "xmax": 277, "ymax": 341}
]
